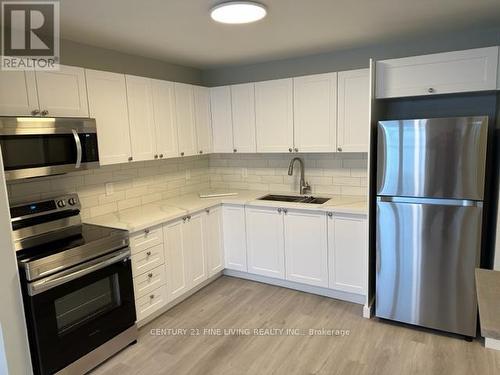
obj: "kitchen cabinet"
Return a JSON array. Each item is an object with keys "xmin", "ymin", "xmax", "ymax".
[
  {"xmin": 186, "ymin": 212, "xmax": 208, "ymax": 287},
  {"xmin": 174, "ymin": 83, "xmax": 198, "ymax": 157},
  {"xmin": 125, "ymin": 75, "xmax": 156, "ymax": 162},
  {"xmin": 0, "ymin": 65, "xmax": 88, "ymax": 117},
  {"xmin": 327, "ymin": 212, "xmax": 367, "ymax": 295},
  {"xmin": 255, "ymin": 78, "xmax": 294, "ymax": 152},
  {"xmin": 210, "ymin": 86, "xmax": 233, "ymax": 153},
  {"xmin": 231, "ymin": 83, "xmax": 257, "ymax": 153},
  {"xmin": 135, "ymin": 284, "xmax": 168, "ymax": 322},
  {"xmin": 152, "ymin": 79, "xmax": 179, "ymax": 159},
  {"xmin": 337, "ymin": 69, "xmax": 370, "ymax": 152},
  {"xmin": 376, "ymin": 47, "xmax": 499, "ymax": 98},
  {"xmin": 284, "ymin": 209, "xmax": 328, "ymax": 287},
  {"xmin": 0, "ymin": 70, "xmax": 38, "ymax": 115},
  {"xmin": 293, "ymin": 73, "xmax": 337, "ymax": 152},
  {"xmin": 34, "ymin": 65, "xmax": 89, "ymax": 117},
  {"xmin": 194, "ymin": 86, "xmax": 213, "ymax": 155},
  {"xmin": 204, "ymin": 206, "xmax": 224, "ymax": 277},
  {"xmin": 245, "ymin": 206, "xmax": 285, "ymax": 279},
  {"xmin": 223, "ymin": 205, "xmax": 247, "ymax": 272},
  {"xmin": 131, "ymin": 243, "xmax": 165, "ymax": 276},
  {"xmin": 85, "ymin": 69, "xmax": 132, "ymax": 165}
]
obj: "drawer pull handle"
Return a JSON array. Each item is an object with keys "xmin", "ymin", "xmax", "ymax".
[
  {"xmin": 144, "ymin": 229, "xmax": 150, "ymax": 234},
  {"xmin": 146, "ymin": 251, "xmax": 152, "ymax": 256},
  {"xmin": 148, "ymin": 273, "xmax": 153, "ymax": 278},
  {"xmin": 150, "ymin": 294, "xmax": 155, "ymax": 299}
]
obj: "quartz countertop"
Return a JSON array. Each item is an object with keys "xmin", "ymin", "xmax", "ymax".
[{"xmin": 85, "ymin": 190, "xmax": 367, "ymax": 233}]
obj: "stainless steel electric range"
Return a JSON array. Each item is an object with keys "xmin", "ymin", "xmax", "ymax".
[{"xmin": 12, "ymin": 193, "xmax": 137, "ymax": 375}]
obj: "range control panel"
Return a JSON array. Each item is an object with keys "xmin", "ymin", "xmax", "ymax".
[{"xmin": 10, "ymin": 194, "xmax": 81, "ymax": 220}]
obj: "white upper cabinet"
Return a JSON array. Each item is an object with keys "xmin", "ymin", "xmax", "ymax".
[
  {"xmin": 204, "ymin": 206, "xmax": 224, "ymax": 277},
  {"xmin": 210, "ymin": 86, "xmax": 234, "ymax": 153},
  {"xmin": 328, "ymin": 213, "xmax": 367, "ymax": 295},
  {"xmin": 293, "ymin": 73, "xmax": 337, "ymax": 153},
  {"xmin": 0, "ymin": 70, "xmax": 38, "ymax": 116},
  {"xmin": 231, "ymin": 83, "xmax": 257, "ymax": 153},
  {"xmin": 85, "ymin": 69, "xmax": 132, "ymax": 165},
  {"xmin": 284, "ymin": 210, "xmax": 328, "ymax": 288},
  {"xmin": 193, "ymin": 86, "xmax": 213, "ymax": 155},
  {"xmin": 174, "ymin": 83, "xmax": 198, "ymax": 157},
  {"xmin": 255, "ymin": 78, "xmax": 294, "ymax": 153},
  {"xmin": 337, "ymin": 69, "xmax": 370, "ymax": 152},
  {"xmin": 35, "ymin": 65, "xmax": 89, "ymax": 117},
  {"xmin": 245, "ymin": 206, "xmax": 285, "ymax": 279},
  {"xmin": 125, "ymin": 75, "xmax": 156, "ymax": 162},
  {"xmin": 223, "ymin": 205, "xmax": 248, "ymax": 272},
  {"xmin": 151, "ymin": 79, "xmax": 178, "ymax": 159},
  {"xmin": 376, "ymin": 47, "xmax": 499, "ymax": 98}
]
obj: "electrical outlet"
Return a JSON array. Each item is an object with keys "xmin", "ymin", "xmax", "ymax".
[
  {"xmin": 105, "ymin": 183, "xmax": 114, "ymax": 196},
  {"xmin": 242, "ymin": 167, "xmax": 248, "ymax": 178},
  {"xmin": 185, "ymin": 169, "xmax": 191, "ymax": 180}
]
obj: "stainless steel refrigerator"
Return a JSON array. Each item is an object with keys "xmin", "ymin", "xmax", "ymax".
[{"xmin": 375, "ymin": 116, "xmax": 488, "ymax": 337}]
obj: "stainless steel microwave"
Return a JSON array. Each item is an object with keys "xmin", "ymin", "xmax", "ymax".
[{"xmin": 0, "ymin": 117, "xmax": 99, "ymax": 181}]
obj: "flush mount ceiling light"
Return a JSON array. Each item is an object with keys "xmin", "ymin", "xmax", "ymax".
[{"xmin": 210, "ymin": 1, "xmax": 267, "ymax": 24}]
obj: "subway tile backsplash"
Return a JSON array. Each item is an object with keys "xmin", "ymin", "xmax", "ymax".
[{"xmin": 7, "ymin": 153, "xmax": 367, "ymax": 218}]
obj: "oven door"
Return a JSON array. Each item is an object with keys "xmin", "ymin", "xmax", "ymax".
[{"xmin": 23, "ymin": 249, "xmax": 136, "ymax": 375}]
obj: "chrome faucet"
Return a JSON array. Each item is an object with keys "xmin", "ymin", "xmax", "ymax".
[{"xmin": 288, "ymin": 157, "xmax": 311, "ymax": 195}]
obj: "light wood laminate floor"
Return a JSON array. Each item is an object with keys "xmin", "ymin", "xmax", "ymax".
[{"xmin": 91, "ymin": 276, "xmax": 500, "ymax": 375}]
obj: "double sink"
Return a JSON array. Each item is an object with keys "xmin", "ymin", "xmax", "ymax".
[{"xmin": 258, "ymin": 194, "xmax": 330, "ymax": 205}]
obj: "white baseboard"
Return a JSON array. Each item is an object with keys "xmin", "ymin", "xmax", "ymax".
[
  {"xmin": 485, "ymin": 337, "xmax": 500, "ymax": 351},
  {"xmin": 223, "ymin": 269, "xmax": 365, "ymax": 305},
  {"xmin": 363, "ymin": 298, "xmax": 374, "ymax": 319}
]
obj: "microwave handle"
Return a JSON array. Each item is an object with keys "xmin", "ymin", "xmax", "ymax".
[
  {"xmin": 71, "ymin": 129, "xmax": 82, "ymax": 169},
  {"xmin": 28, "ymin": 249, "xmax": 131, "ymax": 296}
]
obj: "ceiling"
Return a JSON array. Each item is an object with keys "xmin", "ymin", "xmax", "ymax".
[{"xmin": 59, "ymin": 0, "xmax": 500, "ymax": 69}]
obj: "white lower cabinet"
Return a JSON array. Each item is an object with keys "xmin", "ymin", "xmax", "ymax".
[
  {"xmin": 135, "ymin": 284, "xmax": 168, "ymax": 322},
  {"xmin": 284, "ymin": 210, "xmax": 328, "ymax": 287},
  {"xmin": 131, "ymin": 243, "xmax": 165, "ymax": 276},
  {"xmin": 245, "ymin": 206, "xmax": 285, "ymax": 279},
  {"xmin": 186, "ymin": 213, "xmax": 208, "ymax": 287},
  {"xmin": 133, "ymin": 264, "xmax": 167, "ymax": 299},
  {"xmin": 327, "ymin": 212, "xmax": 367, "ymax": 295},
  {"xmin": 222, "ymin": 205, "xmax": 248, "ymax": 272},
  {"xmin": 204, "ymin": 206, "xmax": 224, "ymax": 276}
]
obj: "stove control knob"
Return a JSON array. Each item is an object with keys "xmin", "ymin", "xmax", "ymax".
[
  {"xmin": 68, "ymin": 198, "xmax": 77, "ymax": 206},
  {"xmin": 57, "ymin": 200, "xmax": 66, "ymax": 208}
]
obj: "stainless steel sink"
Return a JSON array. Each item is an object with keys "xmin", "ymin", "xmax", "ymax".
[{"xmin": 257, "ymin": 194, "xmax": 330, "ymax": 204}]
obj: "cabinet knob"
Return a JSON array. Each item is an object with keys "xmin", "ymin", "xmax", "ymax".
[
  {"xmin": 154, "ymin": 154, "xmax": 158, "ymax": 159},
  {"xmin": 205, "ymin": 208, "xmax": 210, "ymax": 213},
  {"xmin": 283, "ymin": 208, "xmax": 288, "ymax": 214},
  {"xmin": 31, "ymin": 109, "xmax": 40, "ymax": 116},
  {"xmin": 288, "ymin": 148, "xmax": 293, "ymax": 152},
  {"xmin": 148, "ymin": 273, "xmax": 153, "ymax": 278},
  {"xmin": 233, "ymin": 148, "xmax": 237, "ymax": 153},
  {"xmin": 150, "ymin": 294, "xmax": 155, "ymax": 299},
  {"xmin": 427, "ymin": 87, "xmax": 435, "ymax": 93},
  {"xmin": 187, "ymin": 215, "xmax": 192, "ymax": 220},
  {"xmin": 144, "ymin": 228, "xmax": 150, "ymax": 234},
  {"xmin": 327, "ymin": 212, "xmax": 333, "ymax": 217},
  {"xmin": 146, "ymin": 251, "xmax": 152, "ymax": 256},
  {"xmin": 277, "ymin": 208, "xmax": 282, "ymax": 213},
  {"xmin": 183, "ymin": 217, "xmax": 187, "ymax": 222},
  {"xmin": 294, "ymin": 148, "xmax": 298, "ymax": 152},
  {"xmin": 128, "ymin": 156, "xmax": 133, "ymax": 162},
  {"xmin": 160, "ymin": 154, "xmax": 164, "ymax": 158},
  {"xmin": 180, "ymin": 152, "xmax": 185, "ymax": 156},
  {"xmin": 41, "ymin": 110, "xmax": 49, "ymax": 116},
  {"xmin": 199, "ymin": 150, "xmax": 203, "ymax": 154},
  {"xmin": 337, "ymin": 147, "xmax": 342, "ymax": 152}
]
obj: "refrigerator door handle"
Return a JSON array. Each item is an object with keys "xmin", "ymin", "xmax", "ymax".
[{"xmin": 377, "ymin": 196, "xmax": 483, "ymax": 207}]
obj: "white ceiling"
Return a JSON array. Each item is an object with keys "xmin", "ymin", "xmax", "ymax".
[{"xmin": 59, "ymin": 0, "xmax": 500, "ymax": 69}]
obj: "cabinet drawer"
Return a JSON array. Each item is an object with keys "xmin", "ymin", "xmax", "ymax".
[
  {"xmin": 133, "ymin": 264, "xmax": 166, "ymax": 299},
  {"xmin": 130, "ymin": 226, "xmax": 163, "ymax": 254},
  {"xmin": 135, "ymin": 284, "xmax": 167, "ymax": 322},
  {"xmin": 132, "ymin": 243, "xmax": 165, "ymax": 276}
]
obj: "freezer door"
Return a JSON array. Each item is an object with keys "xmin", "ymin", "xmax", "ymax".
[
  {"xmin": 375, "ymin": 198, "xmax": 482, "ymax": 336},
  {"xmin": 377, "ymin": 117, "xmax": 487, "ymax": 200}
]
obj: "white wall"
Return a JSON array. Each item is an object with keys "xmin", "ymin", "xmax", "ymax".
[{"xmin": 0, "ymin": 149, "xmax": 32, "ymax": 375}]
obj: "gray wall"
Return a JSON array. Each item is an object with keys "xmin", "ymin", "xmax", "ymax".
[
  {"xmin": 201, "ymin": 26, "xmax": 500, "ymax": 86},
  {"xmin": 60, "ymin": 39, "xmax": 203, "ymax": 84}
]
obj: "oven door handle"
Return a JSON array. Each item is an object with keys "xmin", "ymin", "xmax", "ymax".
[
  {"xmin": 72, "ymin": 129, "xmax": 82, "ymax": 169},
  {"xmin": 28, "ymin": 248, "xmax": 131, "ymax": 296}
]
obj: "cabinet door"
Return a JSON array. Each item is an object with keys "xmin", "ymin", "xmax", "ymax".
[
  {"xmin": 151, "ymin": 79, "xmax": 178, "ymax": 159},
  {"xmin": 194, "ymin": 86, "xmax": 213, "ymax": 154},
  {"xmin": 125, "ymin": 75, "xmax": 156, "ymax": 162},
  {"xmin": 376, "ymin": 47, "xmax": 499, "ymax": 98},
  {"xmin": 0, "ymin": 70, "xmax": 38, "ymax": 115},
  {"xmin": 293, "ymin": 73, "xmax": 337, "ymax": 152},
  {"xmin": 174, "ymin": 83, "xmax": 197, "ymax": 157},
  {"xmin": 222, "ymin": 205, "xmax": 247, "ymax": 272},
  {"xmin": 210, "ymin": 86, "xmax": 233, "ymax": 153},
  {"xmin": 85, "ymin": 69, "xmax": 132, "ymax": 165},
  {"xmin": 204, "ymin": 206, "xmax": 224, "ymax": 276},
  {"xmin": 245, "ymin": 206, "xmax": 285, "ymax": 279},
  {"xmin": 255, "ymin": 78, "xmax": 293, "ymax": 153},
  {"xmin": 164, "ymin": 219, "xmax": 189, "ymax": 300},
  {"xmin": 185, "ymin": 212, "xmax": 208, "ymax": 287},
  {"xmin": 284, "ymin": 210, "xmax": 328, "ymax": 287},
  {"xmin": 328, "ymin": 213, "xmax": 367, "ymax": 295},
  {"xmin": 231, "ymin": 83, "xmax": 256, "ymax": 153},
  {"xmin": 35, "ymin": 65, "xmax": 89, "ymax": 117},
  {"xmin": 337, "ymin": 69, "xmax": 370, "ymax": 152}
]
